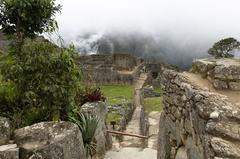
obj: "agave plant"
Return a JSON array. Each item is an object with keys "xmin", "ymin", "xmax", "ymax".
[{"xmin": 70, "ymin": 112, "xmax": 99, "ymax": 158}]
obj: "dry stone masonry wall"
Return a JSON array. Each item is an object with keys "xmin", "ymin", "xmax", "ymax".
[
  {"xmin": 192, "ymin": 58, "xmax": 240, "ymax": 90},
  {"xmin": 77, "ymin": 54, "xmax": 144, "ymax": 84},
  {"xmin": 158, "ymin": 69, "xmax": 240, "ymax": 159}
]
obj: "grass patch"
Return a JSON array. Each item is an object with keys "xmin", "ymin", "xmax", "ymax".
[
  {"xmin": 107, "ymin": 113, "xmax": 122, "ymax": 125},
  {"xmin": 100, "ymin": 85, "xmax": 134, "ymax": 105},
  {"xmin": 154, "ymin": 86, "xmax": 162, "ymax": 94},
  {"xmin": 144, "ymin": 97, "xmax": 163, "ymax": 113}
]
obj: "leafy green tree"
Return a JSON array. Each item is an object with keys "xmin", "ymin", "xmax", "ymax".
[
  {"xmin": 0, "ymin": 40, "xmax": 81, "ymax": 127},
  {"xmin": 0, "ymin": 0, "xmax": 61, "ymax": 50},
  {"xmin": 208, "ymin": 37, "xmax": 240, "ymax": 58}
]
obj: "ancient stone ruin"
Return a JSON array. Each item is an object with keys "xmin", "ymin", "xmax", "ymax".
[
  {"xmin": 192, "ymin": 58, "xmax": 240, "ymax": 90},
  {"xmin": 76, "ymin": 54, "xmax": 144, "ymax": 84},
  {"xmin": 158, "ymin": 58, "xmax": 240, "ymax": 159}
]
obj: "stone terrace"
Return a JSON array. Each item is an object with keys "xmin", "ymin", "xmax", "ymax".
[
  {"xmin": 158, "ymin": 58, "xmax": 240, "ymax": 159},
  {"xmin": 192, "ymin": 58, "xmax": 240, "ymax": 91},
  {"xmin": 77, "ymin": 54, "xmax": 144, "ymax": 84}
]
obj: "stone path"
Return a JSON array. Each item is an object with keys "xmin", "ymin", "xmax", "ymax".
[
  {"xmin": 120, "ymin": 73, "xmax": 147, "ymax": 147},
  {"xmin": 147, "ymin": 111, "xmax": 161, "ymax": 150},
  {"xmin": 105, "ymin": 73, "xmax": 158, "ymax": 159}
]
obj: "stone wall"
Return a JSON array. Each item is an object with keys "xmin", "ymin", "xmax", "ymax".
[
  {"xmin": 81, "ymin": 102, "xmax": 112, "ymax": 159},
  {"xmin": 82, "ymin": 63, "xmax": 144, "ymax": 85},
  {"xmin": 139, "ymin": 88, "xmax": 149, "ymax": 147},
  {"xmin": 113, "ymin": 54, "xmax": 137, "ymax": 71},
  {"xmin": 0, "ymin": 117, "xmax": 19, "ymax": 159},
  {"xmin": 78, "ymin": 54, "xmax": 144, "ymax": 84},
  {"xmin": 117, "ymin": 103, "xmax": 136, "ymax": 132},
  {"xmin": 82, "ymin": 67, "xmax": 134, "ymax": 84},
  {"xmin": 192, "ymin": 58, "xmax": 240, "ymax": 90},
  {"xmin": 158, "ymin": 69, "xmax": 240, "ymax": 159}
]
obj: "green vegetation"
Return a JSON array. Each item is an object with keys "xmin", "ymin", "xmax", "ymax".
[
  {"xmin": 99, "ymin": 85, "xmax": 134, "ymax": 125},
  {"xmin": 70, "ymin": 112, "xmax": 99, "ymax": 158},
  {"xmin": 154, "ymin": 86, "xmax": 162, "ymax": 94},
  {"xmin": 208, "ymin": 37, "xmax": 240, "ymax": 58},
  {"xmin": 100, "ymin": 85, "xmax": 134, "ymax": 105},
  {"xmin": 0, "ymin": 40, "xmax": 81, "ymax": 127},
  {"xmin": 0, "ymin": 0, "xmax": 61, "ymax": 50},
  {"xmin": 144, "ymin": 97, "xmax": 163, "ymax": 113},
  {"xmin": 107, "ymin": 113, "xmax": 122, "ymax": 125}
]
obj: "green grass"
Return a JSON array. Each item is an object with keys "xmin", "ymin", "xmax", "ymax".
[
  {"xmin": 144, "ymin": 97, "xmax": 163, "ymax": 113},
  {"xmin": 107, "ymin": 113, "xmax": 122, "ymax": 125},
  {"xmin": 100, "ymin": 85, "xmax": 134, "ymax": 105},
  {"xmin": 154, "ymin": 86, "xmax": 162, "ymax": 94},
  {"xmin": 99, "ymin": 85, "xmax": 134, "ymax": 126}
]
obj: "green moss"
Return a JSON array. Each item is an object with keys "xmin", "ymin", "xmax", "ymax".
[{"xmin": 144, "ymin": 97, "xmax": 163, "ymax": 113}]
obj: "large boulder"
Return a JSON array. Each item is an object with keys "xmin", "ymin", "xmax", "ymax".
[
  {"xmin": 81, "ymin": 102, "xmax": 112, "ymax": 159},
  {"xmin": 0, "ymin": 117, "xmax": 11, "ymax": 146},
  {"xmin": 13, "ymin": 122, "xmax": 86, "ymax": 159}
]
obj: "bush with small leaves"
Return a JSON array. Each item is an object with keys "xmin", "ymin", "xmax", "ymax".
[{"xmin": 0, "ymin": 40, "xmax": 81, "ymax": 128}]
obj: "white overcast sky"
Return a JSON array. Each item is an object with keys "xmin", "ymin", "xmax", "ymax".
[{"xmin": 56, "ymin": 0, "xmax": 240, "ymax": 41}]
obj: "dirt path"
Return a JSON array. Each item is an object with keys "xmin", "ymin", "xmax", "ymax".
[{"xmin": 182, "ymin": 72, "xmax": 240, "ymax": 104}]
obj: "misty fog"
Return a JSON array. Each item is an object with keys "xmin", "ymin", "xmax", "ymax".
[{"xmin": 53, "ymin": 0, "xmax": 240, "ymax": 69}]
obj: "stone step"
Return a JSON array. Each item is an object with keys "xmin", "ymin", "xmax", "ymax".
[{"xmin": 104, "ymin": 147, "xmax": 157, "ymax": 159}]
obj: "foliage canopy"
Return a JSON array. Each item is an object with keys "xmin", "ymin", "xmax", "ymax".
[
  {"xmin": 0, "ymin": 40, "xmax": 81, "ymax": 127},
  {"xmin": 0, "ymin": 0, "xmax": 61, "ymax": 48},
  {"xmin": 208, "ymin": 37, "xmax": 240, "ymax": 58}
]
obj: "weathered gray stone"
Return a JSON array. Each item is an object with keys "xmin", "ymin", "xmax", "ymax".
[
  {"xmin": 185, "ymin": 137, "xmax": 204, "ymax": 159},
  {"xmin": 81, "ymin": 102, "xmax": 112, "ymax": 158},
  {"xmin": 158, "ymin": 68, "xmax": 240, "ymax": 159},
  {"xmin": 192, "ymin": 58, "xmax": 240, "ymax": 90},
  {"xmin": 0, "ymin": 144, "xmax": 19, "ymax": 159},
  {"xmin": 13, "ymin": 122, "xmax": 86, "ymax": 159},
  {"xmin": 207, "ymin": 121, "xmax": 240, "ymax": 141},
  {"xmin": 175, "ymin": 146, "xmax": 187, "ymax": 159},
  {"xmin": 213, "ymin": 79, "xmax": 228, "ymax": 89},
  {"xmin": 229, "ymin": 81, "xmax": 240, "ymax": 91},
  {"xmin": 157, "ymin": 113, "xmax": 171, "ymax": 159},
  {"xmin": 0, "ymin": 117, "xmax": 11, "ymax": 146},
  {"xmin": 211, "ymin": 137, "xmax": 240, "ymax": 158}
]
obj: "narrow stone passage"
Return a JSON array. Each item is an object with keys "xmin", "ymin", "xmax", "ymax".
[
  {"xmin": 105, "ymin": 73, "xmax": 158, "ymax": 159},
  {"xmin": 147, "ymin": 111, "xmax": 161, "ymax": 150},
  {"xmin": 120, "ymin": 73, "xmax": 147, "ymax": 147}
]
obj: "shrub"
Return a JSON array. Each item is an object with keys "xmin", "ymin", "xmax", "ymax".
[
  {"xmin": 78, "ymin": 87, "xmax": 106, "ymax": 106},
  {"xmin": 0, "ymin": 40, "xmax": 81, "ymax": 128},
  {"xmin": 69, "ymin": 112, "xmax": 99, "ymax": 158}
]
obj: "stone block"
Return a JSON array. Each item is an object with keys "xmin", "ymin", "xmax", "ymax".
[
  {"xmin": 0, "ymin": 117, "xmax": 11, "ymax": 146},
  {"xmin": 0, "ymin": 144, "xmax": 19, "ymax": 159},
  {"xmin": 81, "ymin": 102, "xmax": 112, "ymax": 158},
  {"xmin": 229, "ymin": 81, "xmax": 240, "ymax": 91},
  {"xmin": 13, "ymin": 122, "xmax": 86, "ymax": 159},
  {"xmin": 212, "ymin": 79, "xmax": 228, "ymax": 89}
]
